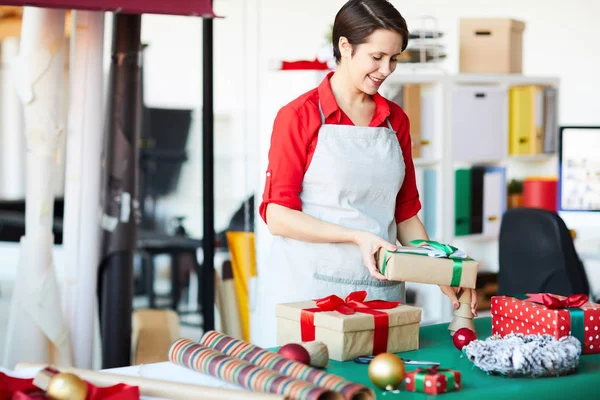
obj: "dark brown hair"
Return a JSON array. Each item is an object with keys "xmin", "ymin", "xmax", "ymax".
[{"xmin": 332, "ymin": 0, "xmax": 409, "ymax": 63}]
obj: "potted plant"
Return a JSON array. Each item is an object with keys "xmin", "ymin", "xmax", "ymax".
[{"xmin": 507, "ymin": 179, "xmax": 524, "ymax": 209}]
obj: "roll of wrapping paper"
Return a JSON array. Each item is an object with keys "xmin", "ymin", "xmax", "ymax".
[
  {"xmin": 169, "ymin": 338, "xmax": 342, "ymax": 400},
  {"xmin": 15, "ymin": 362, "xmax": 284, "ymax": 400},
  {"xmin": 199, "ymin": 331, "xmax": 374, "ymax": 400}
]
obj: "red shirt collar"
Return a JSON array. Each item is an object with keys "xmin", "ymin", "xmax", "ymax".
[{"xmin": 317, "ymin": 71, "xmax": 391, "ymax": 127}]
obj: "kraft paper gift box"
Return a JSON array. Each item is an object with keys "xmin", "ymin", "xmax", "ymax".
[
  {"xmin": 491, "ymin": 293, "xmax": 600, "ymax": 354},
  {"xmin": 376, "ymin": 240, "xmax": 478, "ymax": 289},
  {"xmin": 275, "ymin": 291, "xmax": 422, "ymax": 362}
]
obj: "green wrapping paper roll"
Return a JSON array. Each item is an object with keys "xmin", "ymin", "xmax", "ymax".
[
  {"xmin": 168, "ymin": 338, "xmax": 342, "ymax": 400},
  {"xmin": 199, "ymin": 331, "xmax": 374, "ymax": 400}
]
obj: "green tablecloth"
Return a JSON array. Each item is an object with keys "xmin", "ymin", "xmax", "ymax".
[{"xmin": 322, "ymin": 317, "xmax": 599, "ymax": 400}]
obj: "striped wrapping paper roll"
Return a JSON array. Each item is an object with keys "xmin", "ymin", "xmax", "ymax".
[
  {"xmin": 169, "ymin": 338, "xmax": 342, "ymax": 400},
  {"xmin": 199, "ymin": 331, "xmax": 374, "ymax": 400}
]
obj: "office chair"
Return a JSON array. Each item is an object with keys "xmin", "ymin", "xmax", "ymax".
[{"xmin": 497, "ymin": 208, "xmax": 590, "ymax": 298}]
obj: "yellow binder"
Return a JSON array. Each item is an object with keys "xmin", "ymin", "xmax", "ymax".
[
  {"xmin": 509, "ymin": 85, "xmax": 544, "ymax": 155},
  {"xmin": 226, "ymin": 231, "xmax": 257, "ymax": 342}
]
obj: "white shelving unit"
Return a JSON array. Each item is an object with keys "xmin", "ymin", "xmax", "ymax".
[{"xmin": 382, "ymin": 71, "xmax": 560, "ymax": 324}]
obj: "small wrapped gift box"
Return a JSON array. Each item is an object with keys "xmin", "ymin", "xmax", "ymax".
[
  {"xmin": 376, "ymin": 240, "xmax": 478, "ymax": 289},
  {"xmin": 491, "ymin": 293, "xmax": 600, "ymax": 354},
  {"xmin": 404, "ymin": 367, "xmax": 461, "ymax": 394},
  {"xmin": 275, "ymin": 291, "xmax": 421, "ymax": 361}
]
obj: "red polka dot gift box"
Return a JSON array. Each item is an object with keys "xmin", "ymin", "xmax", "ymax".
[
  {"xmin": 404, "ymin": 366, "xmax": 461, "ymax": 395},
  {"xmin": 491, "ymin": 293, "xmax": 600, "ymax": 354}
]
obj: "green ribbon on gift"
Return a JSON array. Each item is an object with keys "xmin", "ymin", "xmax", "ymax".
[
  {"xmin": 512, "ymin": 294, "xmax": 585, "ymax": 345},
  {"xmin": 380, "ymin": 239, "xmax": 470, "ymax": 287},
  {"xmin": 570, "ymin": 308, "xmax": 585, "ymax": 345},
  {"xmin": 414, "ymin": 367, "xmax": 457, "ymax": 393}
]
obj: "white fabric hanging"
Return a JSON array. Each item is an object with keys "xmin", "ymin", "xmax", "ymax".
[
  {"xmin": 0, "ymin": 37, "xmax": 25, "ymax": 200},
  {"xmin": 61, "ymin": 10, "xmax": 105, "ymax": 370},
  {"xmin": 3, "ymin": 7, "xmax": 73, "ymax": 369}
]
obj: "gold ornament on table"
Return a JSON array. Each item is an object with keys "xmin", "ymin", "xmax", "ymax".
[
  {"xmin": 46, "ymin": 372, "xmax": 88, "ymax": 400},
  {"xmin": 448, "ymin": 289, "xmax": 476, "ymax": 336},
  {"xmin": 367, "ymin": 353, "xmax": 406, "ymax": 391}
]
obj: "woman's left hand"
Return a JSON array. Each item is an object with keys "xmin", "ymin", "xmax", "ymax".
[{"xmin": 439, "ymin": 286, "xmax": 478, "ymax": 317}]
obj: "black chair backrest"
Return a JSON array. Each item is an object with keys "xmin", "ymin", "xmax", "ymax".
[{"xmin": 497, "ymin": 208, "xmax": 590, "ymax": 297}]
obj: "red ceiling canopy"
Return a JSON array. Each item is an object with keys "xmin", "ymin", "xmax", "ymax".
[{"xmin": 0, "ymin": 0, "xmax": 215, "ymax": 17}]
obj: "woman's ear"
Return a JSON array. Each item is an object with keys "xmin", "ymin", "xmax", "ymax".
[{"xmin": 338, "ymin": 36, "xmax": 353, "ymax": 60}]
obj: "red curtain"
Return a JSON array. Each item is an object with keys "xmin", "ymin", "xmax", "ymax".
[{"xmin": 0, "ymin": 1, "xmax": 215, "ymax": 16}]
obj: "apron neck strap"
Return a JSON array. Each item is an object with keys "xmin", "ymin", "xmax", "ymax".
[
  {"xmin": 318, "ymin": 101, "xmax": 326, "ymax": 124},
  {"xmin": 385, "ymin": 118, "xmax": 393, "ymax": 130},
  {"xmin": 318, "ymin": 101, "xmax": 394, "ymax": 131}
]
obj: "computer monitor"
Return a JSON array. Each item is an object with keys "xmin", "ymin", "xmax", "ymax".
[{"xmin": 558, "ymin": 126, "xmax": 600, "ymax": 212}]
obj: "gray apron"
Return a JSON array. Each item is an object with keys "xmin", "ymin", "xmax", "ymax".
[{"xmin": 254, "ymin": 102, "xmax": 406, "ymax": 347}]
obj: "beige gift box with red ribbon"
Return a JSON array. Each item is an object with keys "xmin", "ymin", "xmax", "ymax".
[{"xmin": 275, "ymin": 291, "xmax": 422, "ymax": 362}]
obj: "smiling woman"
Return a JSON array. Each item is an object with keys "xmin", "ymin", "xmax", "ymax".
[
  {"xmin": 330, "ymin": 0, "xmax": 408, "ymax": 97},
  {"xmin": 254, "ymin": 0, "xmax": 475, "ymax": 347}
]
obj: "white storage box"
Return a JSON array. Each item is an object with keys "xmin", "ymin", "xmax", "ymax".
[{"xmin": 452, "ymin": 85, "xmax": 507, "ymax": 163}]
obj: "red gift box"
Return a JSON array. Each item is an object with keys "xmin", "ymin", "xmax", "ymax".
[
  {"xmin": 491, "ymin": 293, "xmax": 600, "ymax": 354},
  {"xmin": 404, "ymin": 366, "xmax": 461, "ymax": 394}
]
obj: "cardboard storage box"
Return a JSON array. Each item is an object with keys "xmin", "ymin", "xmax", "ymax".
[
  {"xmin": 459, "ymin": 18, "xmax": 525, "ymax": 73},
  {"xmin": 276, "ymin": 299, "xmax": 421, "ymax": 362}
]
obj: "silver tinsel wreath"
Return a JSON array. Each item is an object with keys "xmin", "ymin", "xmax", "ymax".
[{"xmin": 463, "ymin": 333, "xmax": 581, "ymax": 378}]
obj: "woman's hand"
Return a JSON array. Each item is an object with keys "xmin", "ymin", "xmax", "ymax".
[
  {"xmin": 353, "ymin": 231, "xmax": 397, "ymax": 281},
  {"xmin": 439, "ymin": 286, "xmax": 478, "ymax": 316}
]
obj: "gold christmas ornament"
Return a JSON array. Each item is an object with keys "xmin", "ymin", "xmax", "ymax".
[
  {"xmin": 46, "ymin": 372, "xmax": 88, "ymax": 400},
  {"xmin": 367, "ymin": 353, "xmax": 405, "ymax": 391}
]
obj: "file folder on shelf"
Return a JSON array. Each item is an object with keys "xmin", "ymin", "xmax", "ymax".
[
  {"xmin": 455, "ymin": 168, "xmax": 472, "ymax": 236},
  {"xmin": 415, "ymin": 167, "xmax": 425, "ymax": 223},
  {"xmin": 403, "ymin": 84, "xmax": 422, "ymax": 158},
  {"xmin": 482, "ymin": 166, "xmax": 506, "ymax": 237},
  {"xmin": 387, "ymin": 84, "xmax": 423, "ymax": 159},
  {"xmin": 415, "ymin": 168, "xmax": 437, "ymax": 239},
  {"xmin": 470, "ymin": 166, "xmax": 486, "ymax": 235},
  {"xmin": 423, "ymin": 169, "xmax": 437, "ymax": 239},
  {"xmin": 509, "ymin": 85, "xmax": 545, "ymax": 155},
  {"xmin": 419, "ymin": 85, "xmax": 436, "ymax": 161},
  {"xmin": 543, "ymin": 87, "xmax": 558, "ymax": 154}
]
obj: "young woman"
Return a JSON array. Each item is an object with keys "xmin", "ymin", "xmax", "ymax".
[{"xmin": 255, "ymin": 0, "xmax": 477, "ymax": 346}]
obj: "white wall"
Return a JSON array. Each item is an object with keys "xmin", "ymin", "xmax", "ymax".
[
  {"xmin": 135, "ymin": 0, "xmax": 600, "ymax": 236},
  {"xmin": 132, "ymin": 0, "xmax": 600, "ymax": 342}
]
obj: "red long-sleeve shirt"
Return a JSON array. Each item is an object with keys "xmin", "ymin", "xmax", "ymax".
[{"xmin": 259, "ymin": 71, "xmax": 421, "ymax": 225}]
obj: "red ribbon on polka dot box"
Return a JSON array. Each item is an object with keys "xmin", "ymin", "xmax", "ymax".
[
  {"xmin": 491, "ymin": 293, "xmax": 600, "ymax": 354},
  {"xmin": 404, "ymin": 366, "xmax": 461, "ymax": 394}
]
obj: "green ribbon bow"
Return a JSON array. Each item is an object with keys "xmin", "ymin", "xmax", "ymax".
[
  {"xmin": 380, "ymin": 239, "xmax": 470, "ymax": 287},
  {"xmin": 414, "ymin": 366, "xmax": 457, "ymax": 393}
]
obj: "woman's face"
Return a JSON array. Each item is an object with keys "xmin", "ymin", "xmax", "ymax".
[{"xmin": 340, "ymin": 29, "xmax": 403, "ymax": 95}]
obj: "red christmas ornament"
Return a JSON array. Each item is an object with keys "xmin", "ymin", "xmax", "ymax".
[
  {"xmin": 453, "ymin": 327, "xmax": 477, "ymax": 351},
  {"xmin": 277, "ymin": 343, "xmax": 311, "ymax": 365}
]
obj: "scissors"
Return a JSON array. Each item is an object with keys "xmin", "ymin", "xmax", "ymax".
[{"xmin": 354, "ymin": 355, "xmax": 440, "ymax": 366}]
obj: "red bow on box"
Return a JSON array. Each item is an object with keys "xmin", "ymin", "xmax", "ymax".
[
  {"xmin": 300, "ymin": 291, "xmax": 400, "ymax": 355},
  {"xmin": 525, "ymin": 293, "xmax": 588, "ymax": 309}
]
